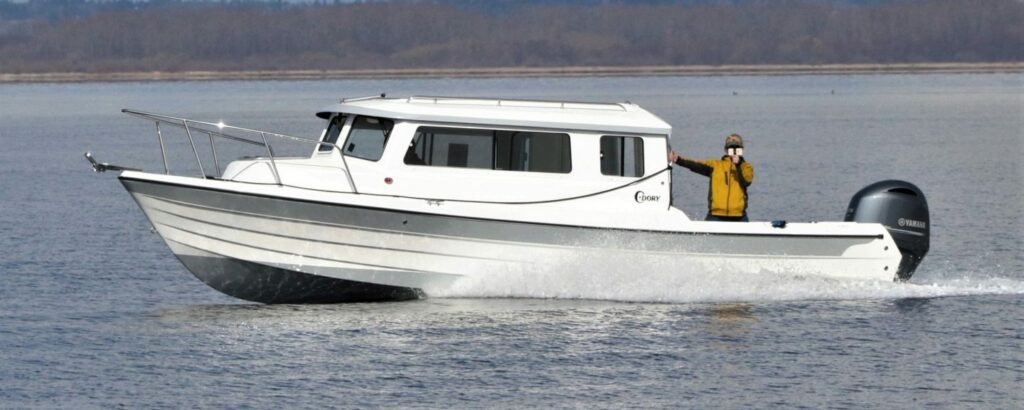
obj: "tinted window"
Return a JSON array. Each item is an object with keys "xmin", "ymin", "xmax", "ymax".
[
  {"xmin": 317, "ymin": 115, "xmax": 346, "ymax": 152},
  {"xmin": 406, "ymin": 127, "xmax": 494, "ymax": 169},
  {"xmin": 344, "ymin": 116, "xmax": 393, "ymax": 161},
  {"xmin": 500, "ymin": 131, "xmax": 572, "ymax": 173},
  {"xmin": 406, "ymin": 126, "xmax": 571, "ymax": 173},
  {"xmin": 601, "ymin": 136, "xmax": 644, "ymax": 177}
]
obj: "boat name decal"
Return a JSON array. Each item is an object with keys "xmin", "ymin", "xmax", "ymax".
[
  {"xmin": 634, "ymin": 191, "xmax": 661, "ymax": 203},
  {"xmin": 898, "ymin": 218, "xmax": 927, "ymax": 229}
]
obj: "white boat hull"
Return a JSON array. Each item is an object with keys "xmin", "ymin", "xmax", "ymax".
[{"xmin": 121, "ymin": 172, "xmax": 903, "ymax": 303}]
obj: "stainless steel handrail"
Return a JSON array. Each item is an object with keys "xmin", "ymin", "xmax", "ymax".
[
  {"xmin": 406, "ymin": 95, "xmax": 630, "ymax": 111},
  {"xmin": 259, "ymin": 131, "xmax": 283, "ymax": 188},
  {"xmin": 182, "ymin": 120, "xmax": 206, "ymax": 178},
  {"xmin": 155, "ymin": 122, "xmax": 169, "ymax": 174},
  {"xmin": 121, "ymin": 109, "xmax": 358, "ymax": 192},
  {"xmin": 208, "ymin": 131, "xmax": 221, "ymax": 176}
]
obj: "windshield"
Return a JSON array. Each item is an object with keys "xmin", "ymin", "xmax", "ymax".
[
  {"xmin": 343, "ymin": 116, "xmax": 393, "ymax": 161},
  {"xmin": 317, "ymin": 115, "xmax": 346, "ymax": 153}
]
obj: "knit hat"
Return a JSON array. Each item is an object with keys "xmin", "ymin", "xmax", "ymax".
[{"xmin": 724, "ymin": 133, "xmax": 744, "ymax": 149}]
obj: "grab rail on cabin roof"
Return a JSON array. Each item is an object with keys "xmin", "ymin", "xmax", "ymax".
[
  {"xmin": 336, "ymin": 94, "xmax": 631, "ymax": 111},
  {"xmin": 407, "ymin": 96, "xmax": 631, "ymax": 111},
  {"xmin": 121, "ymin": 109, "xmax": 360, "ymax": 194}
]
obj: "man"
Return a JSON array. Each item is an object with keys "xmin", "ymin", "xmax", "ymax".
[{"xmin": 669, "ymin": 134, "xmax": 754, "ymax": 222}]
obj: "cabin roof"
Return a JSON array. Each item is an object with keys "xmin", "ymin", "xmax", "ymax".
[{"xmin": 316, "ymin": 96, "xmax": 672, "ymax": 136}]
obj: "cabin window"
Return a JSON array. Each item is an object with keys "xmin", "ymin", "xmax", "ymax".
[
  {"xmin": 500, "ymin": 131, "xmax": 572, "ymax": 173},
  {"xmin": 317, "ymin": 115, "xmax": 347, "ymax": 153},
  {"xmin": 600, "ymin": 136, "xmax": 644, "ymax": 177},
  {"xmin": 343, "ymin": 116, "xmax": 393, "ymax": 161},
  {"xmin": 405, "ymin": 126, "xmax": 571, "ymax": 173},
  {"xmin": 406, "ymin": 127, "xmax": 494, "ymax": 169}
]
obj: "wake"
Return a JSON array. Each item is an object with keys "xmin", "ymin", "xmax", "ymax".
[{"xmin": 428, "ymin": 260, "xmax": 1024, "ymax": 304}]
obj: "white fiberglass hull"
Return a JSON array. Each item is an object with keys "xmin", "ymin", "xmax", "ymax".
[{"xmin": 121, "ymin": 172, "xmax": 903, "ymax": 303}]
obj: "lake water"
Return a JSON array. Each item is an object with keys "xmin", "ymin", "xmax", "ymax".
[{"xmin": 1, "ymin": 73, "xmax": 1022, "ymax": 407}]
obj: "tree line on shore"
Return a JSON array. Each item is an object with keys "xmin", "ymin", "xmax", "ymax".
[{"xmin": 0, "ymin": 0, "xmax": 1020, "ymax": 73}]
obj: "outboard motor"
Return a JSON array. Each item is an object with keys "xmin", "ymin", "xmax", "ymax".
[{"xmin": 845, "ymin": 180, "xmax": 929, "ymax": 281}]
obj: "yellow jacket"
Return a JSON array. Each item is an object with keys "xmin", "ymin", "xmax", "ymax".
[{"xmin": 675, "ymin": 156, "xmax": 754, "ymax": 218}]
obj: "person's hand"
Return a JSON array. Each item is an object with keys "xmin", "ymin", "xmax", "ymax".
[{"xmin": 668, "ymin": 150, "xmax": 679, "ymax": 163}]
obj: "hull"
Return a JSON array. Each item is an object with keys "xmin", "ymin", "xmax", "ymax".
[
  {"xmin": 167, "ymin": 241, "xmax": 420, "ymax": 303},
  {"xmin": 121, "ymin": 174, "xmax": 902, "ymax": 303}
]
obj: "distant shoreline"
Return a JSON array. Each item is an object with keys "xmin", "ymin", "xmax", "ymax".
[{"xmin": 1, "ymin": 62, "xmax": 1021, "ymax": 83}]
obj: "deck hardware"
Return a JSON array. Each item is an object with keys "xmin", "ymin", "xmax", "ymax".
[
  {"xmin": 259, "ymin": 132, "xmax": 282, "ymax": 186},
  {"xmin": 182, "ymin": 120, "xmax": 206, "ymax": 178},
  {"xmin": 83, "ymin": 152, "xmax": 141, "ymax": 173},
  {"xmin": 208, "ymin": 131, "xmax": 221, "ymax": 176},
  {"xmin": 120, "ymin": 109, "xmax": 350, "ymax": 189},
  {"xmin": 155, "ymin": 122, "xmax": 169, "ymax": 174}
]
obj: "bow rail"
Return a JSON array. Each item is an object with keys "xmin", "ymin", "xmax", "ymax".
[{"xmin": 117, "ymin": 109, "xmax": 358, "ymax": 192}]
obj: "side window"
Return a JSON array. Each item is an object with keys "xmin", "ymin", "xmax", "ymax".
[
  {"xmin": 500, "ymin": 132, "xmax": 572, "ymax": 173},
  {"xmin": 600, "ymin": 136, "xmax": 644, "ymax": 177},
  {"xmin": 406, "ymin": 127, "xmax": 494, "ymax": 169},
  {"xmin": 317, "ymin": 115, "xmax": 346, "ymax": 152},
  {"xmin": 406, "ymin": 126, "xmax": 571, "ymax": 174},
  {"xmin": 344, "ymin": 116, "xmax": 393, "ymax": 161}
]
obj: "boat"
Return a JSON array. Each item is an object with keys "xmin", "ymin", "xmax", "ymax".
[{"xmin": 86, "ymin": 95, "xmax": 930, "ymax": 303}]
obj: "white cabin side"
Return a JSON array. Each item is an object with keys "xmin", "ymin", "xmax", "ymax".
[{"xmin": 223, "ymin": 96, "xmax": 676, "ymax": 216}]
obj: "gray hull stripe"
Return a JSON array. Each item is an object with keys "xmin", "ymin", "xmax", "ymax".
[
  {"xmin": 158, "ymin": 222, "xmax": 457, "ymax": 277},
  {"xmin": 122, "ymin": 176, "xmax": 875, "ymax": 256},
  {"xmin": 148, "ymin": 203, "xmax": 520, "ymax": 263},
  {"xmin": 121, "ymin": 176, "xmax": 879, "ymax": 238}
]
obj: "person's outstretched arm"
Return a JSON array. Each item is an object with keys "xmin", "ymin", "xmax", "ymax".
[{"xmin": 669, "ymin": 151, "xmax": 714, "ymax": 176}]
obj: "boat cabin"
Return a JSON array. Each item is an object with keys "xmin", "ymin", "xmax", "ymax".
[{"xmin": 297, "ymin": 96, "xmax": 673, "ymax": 208}]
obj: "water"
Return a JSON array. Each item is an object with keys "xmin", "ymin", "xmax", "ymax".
[{"xmin": 1, "ymin": 73, "xmax": 1022, "ymax": 407}]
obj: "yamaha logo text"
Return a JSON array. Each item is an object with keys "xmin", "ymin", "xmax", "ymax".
[
  {"xmin": 898, "ymin": 218, "xmax": 927, "ymax": 229},
  {"xmin": 634, "ymin": 191, "xmax": 660, "ymax": 203}
]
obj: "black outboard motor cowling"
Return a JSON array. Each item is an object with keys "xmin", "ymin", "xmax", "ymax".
[{"xmin": 844, "ymin": 180, "xmax": 929, "ymax": 281}]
